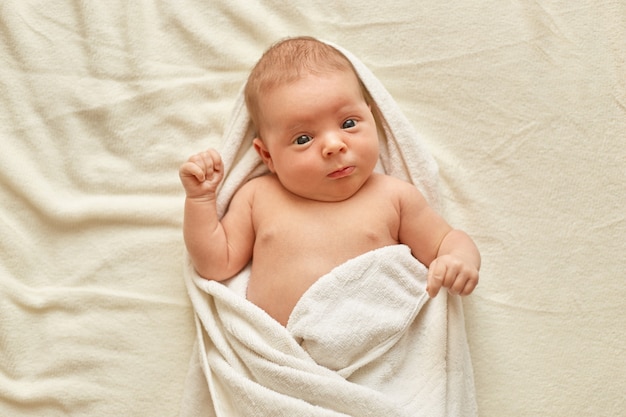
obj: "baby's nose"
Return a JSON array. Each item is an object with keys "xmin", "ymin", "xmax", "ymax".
[{"xmin": 322, "ymin": 135, "xmax": 347, "ymax": 156}]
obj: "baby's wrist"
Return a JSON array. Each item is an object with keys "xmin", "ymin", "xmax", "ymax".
[{"xmin": 186, "ymin": 193, "xmax": 218, "ymax": 204}]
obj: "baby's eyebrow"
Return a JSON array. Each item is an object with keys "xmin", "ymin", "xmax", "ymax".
[
  {"xmin": 336, "ymin": 101, "xmax": 365, "ymax": 114},
  {"xmin": 281, "ymin": 109, "xmax": 316, "ymax": 131},
  {"xmin": 285, "ymin": 121, "xmax": 309, "ymax": 134}
]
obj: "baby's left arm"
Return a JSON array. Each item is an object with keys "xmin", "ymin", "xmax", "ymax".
[{"xmin": 396, "ymin": 179, "xmax": 480, "ymax": 297}]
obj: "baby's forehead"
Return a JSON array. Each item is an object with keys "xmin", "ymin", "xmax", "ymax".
[
  {"xmin": 271, "ymin": 69, "xmax": 364, "ymax": 101},
  {"xmin": 280, "ymin": 64, "xmax": 359, "ymax": 87},
  {"xmin": 248, "ymin": 56, "xmax": 367, "ymax": 132},
  {"xmin": 288, "ymin": 67, "xmax": 364, "ymax": 96}
]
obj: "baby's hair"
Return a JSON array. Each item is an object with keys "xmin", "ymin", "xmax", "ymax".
[{"xmin": 244, "ymin": 36, "xmax": 368, "ymax": 135}]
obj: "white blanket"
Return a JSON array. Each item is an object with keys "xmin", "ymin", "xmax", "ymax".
[{"xmin": 181, "ymin": 41, "xmax": 477, "ymax": 416}]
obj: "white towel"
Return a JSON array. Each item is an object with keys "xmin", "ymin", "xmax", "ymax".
[{"xmin": 180, "ymin": 40, "xmax": 476, "ymax": 417}]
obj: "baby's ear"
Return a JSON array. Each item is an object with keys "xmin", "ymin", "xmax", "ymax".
[{"xmin": 252, "ymin": 138, "xmax": 275, "ymax": 172}]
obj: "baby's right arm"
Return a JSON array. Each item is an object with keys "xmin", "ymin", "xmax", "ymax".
[{"xmin": 179, "ymin": 149, "xmax": 254, "ymax": 280}]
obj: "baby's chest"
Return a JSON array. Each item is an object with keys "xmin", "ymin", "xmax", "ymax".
[{"xmin": 255, "ymin": 205, "xmax": 398, "ymax": 250}]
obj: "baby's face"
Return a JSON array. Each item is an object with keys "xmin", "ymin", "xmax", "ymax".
[{"xmin": 254, "ymin": 69, "xmax": 379, "ymax": 202}]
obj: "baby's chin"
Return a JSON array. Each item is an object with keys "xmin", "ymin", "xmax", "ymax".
[{"xmin": 281, "ymin": 179, "xmax": 370, "ymax": 203}]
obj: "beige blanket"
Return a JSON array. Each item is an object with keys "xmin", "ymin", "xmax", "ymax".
[{"xmin": 1, "ymin": 2, "xmax": 624, "ymax": 416}]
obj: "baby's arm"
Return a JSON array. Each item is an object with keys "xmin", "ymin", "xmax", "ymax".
[
  {"xmin": 426, "ymin": 229, "xmax": 480, "ymax": 297},
  {"xmin": 179, "ymin": 149, "xmax": 254, "ymax": 280},
  {"xmin": 397, "ymin": 182, "xmax": 480, "ymax": 298}
]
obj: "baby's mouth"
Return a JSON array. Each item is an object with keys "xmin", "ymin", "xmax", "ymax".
[{"xmin": 327, "ymin": 166, "xmax": 355, "ymax": 179}]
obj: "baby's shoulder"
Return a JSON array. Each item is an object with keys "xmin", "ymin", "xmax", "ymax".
[
  {"xmin": 369, "ymin": 173, "xmax": 426, "ymax": 203},
  {"xmin": 242, "ymin": 173, "xmax": 280, "ymax": 190},
  {"xmin": 370, "ymin": 173, "xmax": 417, "ymax": 192},
  {"xmin": 235, "ymin": 173, "xmax": 282, "ymax": 199}
]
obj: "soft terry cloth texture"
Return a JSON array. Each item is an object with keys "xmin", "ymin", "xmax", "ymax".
[
  {"xmin": 183, "ymin": 246, "xmax": 476, "ymax": 416},
  {"xmin": 1, "ymin": 1, "xmax": 625, "ymax": 416},
  {"xmin": 181, "ymin": 40, "xmax": 476, "ymax": 416}
]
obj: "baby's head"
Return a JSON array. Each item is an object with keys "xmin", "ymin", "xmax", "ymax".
[
  {"xmin": 244, "ymin": 37, "xmax": 382, "ymax": 202},
  {"xmin": 244, "ymin": 36, "xmax": 369, "ymax": 137}
]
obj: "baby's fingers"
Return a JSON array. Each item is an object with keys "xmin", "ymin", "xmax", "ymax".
[
  {"xmin": 183, "ymin": 150, "xmax": 224, "ymax": 182},
  {"xmin": 208, "ymin": 149, "xmax": 224, "ymax": 176},
  {"xmin": 428, "ymin": 256, "xmax": 479, "ymax": 297},
  {"xmin": 196, "ymin": 149, "xmax": 223, "ymax": 183},
  {"xmin": 179, "ymin": 161, "xmax": 206, "ymax": 182},
  {"xmin": 426, "ymin": 258, "xmax": 446, "ymax": 298},
  {"xmin": 455, "ymin": 269, "xmax": 479, "ymax": 296}
]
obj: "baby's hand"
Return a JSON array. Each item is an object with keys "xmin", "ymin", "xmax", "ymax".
[
  {"xmin": 426, "ymin": 254, "xmax": 479, "ymax": 298},
  {"xmin": 179, "ymin": 148, "xmax": 224, "ymax": 200}
]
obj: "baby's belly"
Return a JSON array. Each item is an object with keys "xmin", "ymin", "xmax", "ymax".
[
  {"xmin": 247, "ymin": 258, "xmax": 333, "ymax": 327},
  {"xmin": 247, "ymin": 227, "xmax": 399, "ymax": 326}
]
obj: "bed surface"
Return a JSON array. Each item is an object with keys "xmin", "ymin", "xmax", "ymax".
[{"xmin": 1, "ymin": 1, "xmax": 624, "ymax": 415}]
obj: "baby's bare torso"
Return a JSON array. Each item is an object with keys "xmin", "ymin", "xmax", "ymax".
[{"xmin": 246, "ymin": 174, "xmax": 401, "ymax": 326}]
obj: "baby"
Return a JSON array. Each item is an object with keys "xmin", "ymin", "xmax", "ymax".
[{"xmin": 180, "ymin": 36, "xmax": 480, "ymax": 326}]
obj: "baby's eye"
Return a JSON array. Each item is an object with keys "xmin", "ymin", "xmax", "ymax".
[
  {"xmin": 342, "ymin": 119, "xmax": 357, "ymax": 129},
  {"xmin": 294, "ymin": 135, "xmax": 313, "ymax": 145}
]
